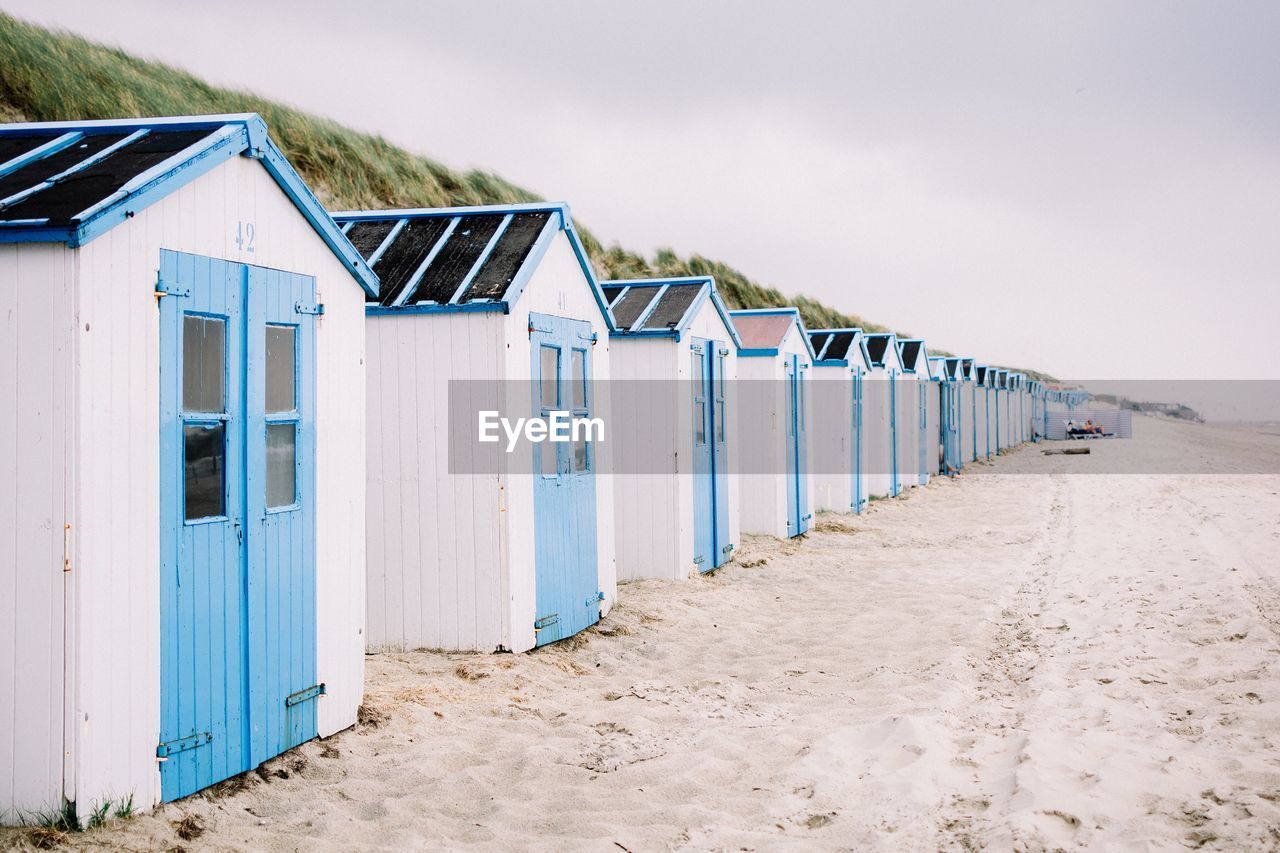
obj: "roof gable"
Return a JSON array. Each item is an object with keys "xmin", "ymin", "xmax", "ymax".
[
  {"xmin": 332, "ymin": 202, "xmax": 612, "ymax": 325},
  {"xmin": 809, "ymin": 327, "xmax": 872, "ymax": 369},
  {"xmin": 605, "ymin": 276, "xmax": 742, "ymax": 346},
  {"xmin": 863, "ymin": 333, "xmax": 904, "ymax": 370},
  {"xmin": 729, "ymin": 308, "xmax": 815, "ymax": 359},
  {"xmin": 0, "ymin": 114, "xmax": 376, "ymax": 296}
]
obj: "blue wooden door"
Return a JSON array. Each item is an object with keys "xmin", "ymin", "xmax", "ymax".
[
  {"xmin": 851, "ymin": 370, "xmax": 864, "ymax": 513},
  {"xmin": 711, "ymin": 345, "xmax": 731, "ymax": 565},
  {"xmin": 530, "ymin": 313, "xmax": 600, "ymax": 646},
  {"xmin": 795, "ymin": 360, "xmax": 810, "ymax": 534},
  {"xmin": 159, "ymin": 251, "xmax": 318, "ymax": 802},
  {"xmin": 917, "ymin": 383, "xmax": 929, "ymax": 485},
  {"xmin": 784, "ymin": 355, "xmax": 810, "ymax": 537},
  {"xmin": 690, "ymin": 339, "xmax": 714, "ymax": 571},
  {"xmin": 889, "ymin": 370, "xmax": 899, "ymax": 496}
]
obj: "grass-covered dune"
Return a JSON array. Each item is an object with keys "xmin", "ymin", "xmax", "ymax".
[{"xmin": 0, "ymin": 13, "xmax": 1053, "ymax": 380}]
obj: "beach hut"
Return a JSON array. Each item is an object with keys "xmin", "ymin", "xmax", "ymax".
[
  {"xmin": 896, "ymin": 339, "xmax": 935, "ymax": 486},
  {"xmin": 606, "ymin": 276, "xmax": 741, "ymax": 578},
  {"xmin": 932, "ymin": 357, "xmax": 963, "ymax": 475},
  {"xmin": 808, "ymin": 328, "xmax": 873, "ymax": 514},
  {"xmin": 975, "ymin": 365, "xmax": 995, "ymax": 460},
  {"xmin": 958, "ymin": 358, "xmax": 978, "ymax": 464},
  {"xmin": 994, "ymin": 369, "xmax": 1010, "ymax": 450},
  {"xmin": 331, "ymin": 202, "xmax": 617, "ymax": 653},
  {"xmin": 730, "ymin": 308, "xmax": 815, "ymax": 538},
  {"xmin": 862, "ymin": 333, "xmax": 906, "ymax": 497},
  {"xmin": 0, "ymin": 115, "xmax": 374, "ymax": 818}
]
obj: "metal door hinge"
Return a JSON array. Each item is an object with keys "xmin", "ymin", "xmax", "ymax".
[
  {"xmin": 586, "ymin": 591, "xmax": 605, "ymax": 606},
  {"xmin": 534, "ymin": 614, "xmax": 559, "ymax": 631},
  {"xmin": 693, "ymin": 555, "xmax": 705, "ymax": 565},
  {"xmin": 295, "ymin": 301, "xmax": 325, "ymax": 316},
  {"xmin": 721, "ymin": 543, "xmax": 735, "ymax": 554},
  {"xmin": 154, "ymin": 278, "xmax": 190, "ymax": 299},
  {"xmin": 285, "ymin": 683, "xmax": 326, "ymax": 707},
  {"xmin": 157, "ymin": 731, "xmax": 211, "ymax": 758}
]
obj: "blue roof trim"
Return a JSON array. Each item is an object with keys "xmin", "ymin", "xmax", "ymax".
[
  {"xmin": 606, "ymin": 275, "xmax": 744, "ymax": 348},
  {"xmin": 737, "ymin": 347, "xmax": 781, "ymax": 357},
  {"xmin": 367, "ymin": 301, "xmax": 507, "ymax": 317},
  {"xmin": 0, "ymin": 114, "xmax": 378, "ymax": 297},
  {"xmin": 335, "ymin": 202, "xmax": 615, "ymax": 329},
  {"xmin": 863, "ymin": 333, "xmax": 904, "ymax": 371}
]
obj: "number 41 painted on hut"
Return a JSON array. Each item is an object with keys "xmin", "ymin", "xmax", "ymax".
[{"xmin": 236, "ymin": 221, "xmax": 256, "ymax": 253}]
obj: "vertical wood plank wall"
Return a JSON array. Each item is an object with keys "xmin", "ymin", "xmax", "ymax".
[
  {"xmin": 365, "ymin": 311, "xmax": 504, "ymax": 652},
  {"xmin": 0, "ymin": 244, "xmax": 75, "ymax": 820}
]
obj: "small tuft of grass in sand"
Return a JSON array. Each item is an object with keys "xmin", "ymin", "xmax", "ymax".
[
  {"xmin": 357, "ymin": 702, "xmax": 390, "ymax": 729},
  {"xmin": 173, "ymin": 813, "xmax": 206, "ymax": 841},
  {"xmin": 453, "ymin": 662, "xmax": 491, "ymax": 681}
]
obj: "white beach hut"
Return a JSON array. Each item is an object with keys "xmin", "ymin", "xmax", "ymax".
[
  {"xmin": 332, "ymin": 202, "xmax": 617, "ymax": 653},
  {"xmin": 932, "ymin": 356, "xmax": 962, "ymax": 475},
  {"xmin": 730, "ymin": 308, "xmax": 815, "ymax": 538},
  {"xmin": 958, "ymin": 358, "xmax": 978, "ymax": 465},
  {"xmin": 896, "ymin": 339, "xmax": 935, "ymax": 486},
  {"xmin": 808, "ymin": 328, "xmax": 874, "ymax": 514},
  {"xmin": 606, "ymin": 276, "xmax": 742, "ymax": 578},
  {"xmin": 861, "ymin": 333, "xmax": 907, "ymax": 497},
  {"xmin": 974, "ymin": 365, "xmax": 995, "ymax": 459},
  {"xmin": 0, "ymin": 115, "xmax": 374, "ymax": 818}
]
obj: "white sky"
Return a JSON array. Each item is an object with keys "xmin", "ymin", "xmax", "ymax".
[{"xmin": 5, "ymin": 0, "xmax": 1278, "ymax": 380}]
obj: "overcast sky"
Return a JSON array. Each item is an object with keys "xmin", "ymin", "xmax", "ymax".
[{"xmin": 5, "ymin": 0, "xmax": 1278, "ymax": 380}]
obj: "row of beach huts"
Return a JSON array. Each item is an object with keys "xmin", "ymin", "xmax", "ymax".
[{"xmin": 0, "ymin": 115, "xmax": 1089, "ymax": 823}]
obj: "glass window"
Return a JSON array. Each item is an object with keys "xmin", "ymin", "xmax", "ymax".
[
  {"xmin": 715, "ymin": 353, "xmax": 726, "ymax": 444},
  {"xmin": 715, "ymin": 399, "xmax": 725, "ymax": 444},
  {"xmin": 571, "ymin": 349, "xmax": 586, "ymax": 410},
  {"xmin": 184, "ymin": 423, "xmax": 225, "ymax": 519},
  {"xmin": 266, "ymin": 423, "xmax": 296, "ymax": 508},
  {"xmin": 183, "ymin": 316, "xmax": 225, "ymax": 413},
  {"xmin": 540, "ymin": 443, "xmax": 558, "ymax": 477},
  {"xmin": 695, "ymin": 401, "xmax": 706, "ymax": 445},
  {"xmin": 540, "ymin": 346, "xmax": 559, "ymax": 409},
  {"xmin": 572, "ymin": 437, "xmax": 589, "ymax": 472},
  {"xmin": 265, "ymin": 325, "xmax": 296, "ymax": 414}
]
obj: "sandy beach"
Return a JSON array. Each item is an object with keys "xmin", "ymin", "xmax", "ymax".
[{"xmin": 9, "ymin": 414, "xmax": 1280, "ymax": 851}]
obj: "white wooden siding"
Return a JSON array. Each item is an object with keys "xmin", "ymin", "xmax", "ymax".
[
  {"xmin": 810, "ymin": 365, "xmax": 852, "ymax": 512},
  {"xmin": 0, "ymin": 244, "xmax": 75, "ymax": 821},
  {"xmin": 69, "ymin": 154, "xmax": 367, "ymax": 815},
  {"xmin": 365, "ymin": 311, "xmax": 504, "ymax": 652},
  {"xmin": 862, "ymin": 370, "xmax": 893, "ymax": 498},
  {"xmin": 609, "ymin": 338, "xmax": 680, "ymax": 581}
]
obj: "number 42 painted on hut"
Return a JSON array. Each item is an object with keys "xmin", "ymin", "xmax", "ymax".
[{"xmin": 235, "ymin": 221, "xmax": 256, "ymax": 252}]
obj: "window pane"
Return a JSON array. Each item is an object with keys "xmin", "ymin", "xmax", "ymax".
[
  {"xmin": 716, "ymin": 399, "xmax": 726, "ymax": 443},
  {"xmin": 265, "ymin": 325, "xmax": 296, "ymax": 414},
  {"xmin": 572, "ymin": 437, "xmax": 589, "ymax": 472},
  {"xmin": 266, "ymin": 423, "xmax": 296, "ymax": 508},
  {"xmin": 695, "ymin": 400, "xmax": 706, "ymax": 445},
  {"xmin": 183, "ymin": 316, "xmax": 225, "ymax": 413},
  {"xmin": 540, "ymin": 346, "xmax": 559, "ymax": 409},
  {"xmin": 184, "ymin": 424, "xmax": 225, "ymax": 519},
  {"xmin": 571, "ymin": 350, "xmax": 586, "ymax": 410},
  {"xmin": 540, "ymin": 443, "xmax": 558, "ymax": 476}
]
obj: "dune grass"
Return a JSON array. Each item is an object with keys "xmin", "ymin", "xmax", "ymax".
[{"xmin": 0, "ymin": 12, "xmax": 1053, "ymax": 380}]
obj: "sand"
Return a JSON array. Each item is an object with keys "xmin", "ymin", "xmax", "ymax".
[{"xmin": 9, "ymin": 415, "xmax": 1280, "ymax": 851}]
